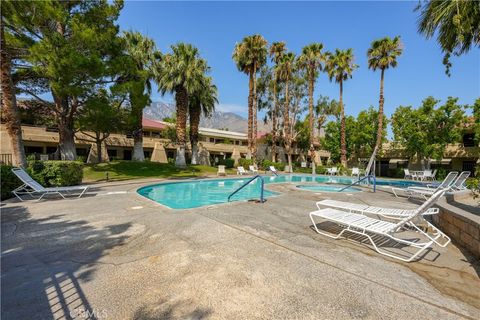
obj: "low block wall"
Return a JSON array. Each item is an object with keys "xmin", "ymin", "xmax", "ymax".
[{"xmin": 433, "ymin": 194, "xmax": 480, "ymax": 258}]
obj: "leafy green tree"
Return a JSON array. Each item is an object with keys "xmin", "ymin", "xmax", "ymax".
[
  {"xmin": 352, "ymin": 107, "xmax": 388, "ymax": 157},
  {"xmin": 323, "ymin": 116, "xmax": 356, "ymax": 163},
  {"xmin": 325, "ymin": 49, "xmax": 358, "ymax": 167},
  {"xmin": 6, "ymin": 0, "xmax": 124, "ymax": 160},
  {"xmin": 118, "ymin": 31, "xmax": 158, "ymax": 161},
  {"xmin": 189, "ymin": 76, "xmax": 218, "ymax": 164},
  {"xmin": 76, "ymin": 90, "xmax": 125, "ymax": 163},
  {"xmin": 391, "ymin": 96, "xmax": 465, "ymax": 168},
  {"xmin": 0, "ymin": 7, "xmax": 26, "ymax": 167},
  {"xmin": 155, "ymin": 43, "xmax": 209, "ymax": 167},
  {"xmin": 232, "ymin": 34, "xmax": 268, "ymax": 160},
  {"xmin": 315, "ymin": 95, "xmax": 340, "ymax": 131},
  {"xmin": 367, "ymin": 36, "xmax": 403, "ymax": 150},
  {"xmin": 298, "ymin": 43, "xmax": 326, "ymax": 174},
  {"xmin": 473, "ymin": 98, "xmax": 480, "ymax": 145},
  {"xmin": 416, "ymin": 0, "xmax": 480, "ymax": 76}
]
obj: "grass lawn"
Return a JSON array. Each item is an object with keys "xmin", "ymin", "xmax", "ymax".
[{"xmin": 83, "ymin": 161, "xmax": 236, "ymax": 182}]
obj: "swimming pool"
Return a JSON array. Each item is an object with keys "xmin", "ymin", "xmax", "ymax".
[
  {"xmin": 296, "ymin": 184, "xmax": 361, "ymax": 193},
  {"xmin": 137, "ymin": 174, "xmax": 424, "ymax": 209}
]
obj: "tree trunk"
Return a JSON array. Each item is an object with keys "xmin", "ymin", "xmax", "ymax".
[
  {"xmin": 283, "ymin": 79, "xmax": 291, "ymax": 172},
  {"xmin": 96, "ymin": 132, "xmax": 102, "ymax": 163},
  {"xmin": 339, "ymin": 80, "xmax": 347, "ymax": 167},
  {"xmin": 287, "ymin": 153, "xmax": 292, "ymax": 174},
  {"xmin": 247, "ymin": 69, "xmax": 254, "ymax": 159},
  {"xmin": 189, "ymin": 102, "xmax": 200, "ymax": 165},
  {"xmin": 0, "ymin": 17, "xmax": 27, "ymax": 167},
  {"xmin": 375, "ymin": 68, "xmax": 385, "ymax": 150},
  {"xmin": 308, "ymin": 73, "xmax": 316, "ymax": 174},
  {"xmin": 54, "ymin": 94, "xmax": 77, "ymax": 161},
  {"xmin": 132, "ymin": 108, "xmax": 145, "ymax": 161},
  {"xmin": 271, "ymin": 81, "xmax": 277, "ymax": 162},
  {"xmin": 175, "ymin": 86, "xmax": 188, "ymax": 167},
  {"xmin": 252, "ymin": 63, "xmax": 258, "ymax": 163}
]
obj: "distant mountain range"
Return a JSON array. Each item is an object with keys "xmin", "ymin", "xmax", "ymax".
[{"xmin": 143, "ymin": 101, "xmax": 271, "ymax": 133}]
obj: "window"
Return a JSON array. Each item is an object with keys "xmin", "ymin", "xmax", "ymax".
[
  {"xmin": 46, "ymin": 146, "xmax": 57, "ymax": 154},
  {"xmin": 152, "ymin": 131, "xmax": 160, "ymax": 138},
  {"xmin": 216, "ymin": 139, "xmax": 224, "ymax": 144},
  {"xmin": 76, "ymin": 148, "xmax": 88, "ymax": 156},
  {"xmin": 462, "ymin": 161, "xmax": 475, "ymax": 175},
  {"xmin": 24, "ymin": 146, "xmax": 43, "ymax": 154},
  {"xmin": 107, "ymin": 149, "xmax": 118, "ymax": 158},
  {"xmin": 209, "ymin": 138, "xmax": 215, "ymax": 143},
  {"xmin": 463, "ymin": 133, "xmax": 475, "ymax": 147},
  {"xmin": 143, "ymin": 131, "xmax": 151, "ymax": 137}
]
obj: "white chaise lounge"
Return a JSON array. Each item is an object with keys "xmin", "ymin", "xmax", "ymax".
[
  {"xmin": 392, "ymin": 171, "xmax": 458, "ymax": 199},
  {"xmin": 249, "ymin": 165, "xmax": 258, "ymax": 174},
  {"xmin": 309, "ymin": 188, "xmax": 450, "ymax": 262},
  {"xmin": 11, "ymin": 167, "xmax": 89, "ymax": 201},
  {"xmin": 237, "ymin": 166, "xmax": 247, "ymax": 175},
  {"xmin": 269, "ymin": 166, "xmax": 278, "ymax": 175}
]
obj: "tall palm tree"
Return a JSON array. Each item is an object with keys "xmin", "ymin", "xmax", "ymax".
[
  {"xmin": 367, "ymin": 36, "xmax": 403, "ymax": 150},
  {"xmin": 156, "ymin": 43, "xmax": 208, "ymax": 167},
  {"xmin": 232, "ymin": 34, "xmax": 268, "ymax": 160},
  {"xmin": 0, "ymin": 11, "xmax": 27, "ymax": 167},
  {"xmin": 416, "ymin": 0, "xmax": 480, "ymax": 76},
  {"xmin": 268, "ymin": 41, "xmax": 286, "ymax": 162},
  {"xmin": 298, "ymin": 43, "xmax": 326, "ymax": 174},
  {"xmin": 277, "ymin": 52, "xmax": 296, "ymax": 172},
  {"xmin": 123, "ymin": 31, "xmax": 157, "ymax": 161},
  {"xmin": 325, "ymin": 49, "xmax": 358, "ymax": 167},
  {"xmin": 189, "ymin": 76, "xmax": 218, "ymax": 165}
]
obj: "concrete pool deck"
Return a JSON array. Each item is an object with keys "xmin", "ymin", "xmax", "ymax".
[{"xmin": 1, "ymin": 177, "xmax": 479, "ymax": 319}]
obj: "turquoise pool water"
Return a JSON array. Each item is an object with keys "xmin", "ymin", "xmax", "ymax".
[
  {"xmin": 137, "ymin": 174, "xmax": 423, "ymax": 209},
  {"xmin": 296, "ymin": 184, "xmax": 361, "ymax": 192}
]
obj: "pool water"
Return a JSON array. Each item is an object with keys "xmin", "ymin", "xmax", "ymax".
[{"xmin": 137, "ymin": 174, "xmax": 424, "ymax": 209}]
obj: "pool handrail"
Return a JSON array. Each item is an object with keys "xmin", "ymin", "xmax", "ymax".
[
  {"xmin": 339, "ymin": 174, "xmax": 376, "ymax": 192},
  {"xmin": 228, "ymin": 174, "xmax": 265, "ymax": 203}
]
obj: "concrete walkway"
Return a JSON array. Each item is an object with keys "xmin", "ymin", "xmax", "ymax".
[{"xmin": 1, "ymin": 178, "xmax": 479, "ymax": 319}]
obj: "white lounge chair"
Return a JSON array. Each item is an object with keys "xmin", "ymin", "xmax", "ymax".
[
  {"xmin": 351, "ymin": 167, "xmax": 360, "ymax": 178},
  {"xmin": 449, "ymin": 171, "xmax": 470, "ymax": 191},
  {"xmin": 217, "ymin": 165, "xmax": 226, "ymax": 176},
  {"xmin": 249, "ymin": 165, "xmax": 258, "ymax": 174},
  {"xmin": 403, "ymin": 169, "xmax": 412, "ymax": 180},
  {"xmin": 11, "ymin": 167, "xmax": 89, "ymax": 201},
  {"xmin": 237, "ymin": 166, "xmax": 246, "ymax": 175},
  {"xmin": 309, "ymin": 188, "xmax": 450, "ymax": 262},
  {"xmin": 269, "ymin": 166, "xmax": 278, "ymax": 175},
  {"xmin": 392, "ymin": 171, "xmax": 458, "ymax": 199},
  {"xmin": 327, "ymin": 167, "xmax": 337, "ymax": 176}
]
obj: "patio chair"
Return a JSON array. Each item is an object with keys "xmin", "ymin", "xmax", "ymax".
[
  {"xmin": 403, "ymin": 169, "xmax": 412, "ymax": 180},
  {"xmin": 392, "ymin": 171, "xmax": 458, "ymax": 199},
  {"xmin": 351, "ymin": 167, "xmax": 360, "ymax": 178},
  {"xmin": 11, "ymin": 167, "xmax": 89, "ymax": 201},
  {"xmin": 237, "ymin": 166, "xmax": 246, "ymax": 175},
  {"xmin": 449, "ymin": 171, "xmax": 470, "ymax": 191},
  {"xmin": 249, "ymin": 165, "xmax": 258, "ymax": 174},
  {"xmin": 309, "ymin": 188, "xmax": 450, "ymax": 262},
  {"xmin": 327, "ymin": 167, "xmax": 337, "ymax": 176},
  {"xmin": 269, "ymin": 166, "xmax": 278, "ymax": 175},
  {"xmin": 217, "ymin": 165, "xmax": 226, "ymax": 176}
]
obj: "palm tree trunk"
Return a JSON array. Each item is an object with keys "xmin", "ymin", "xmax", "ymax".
[
  {"xmin": 189, "ymin": 102, "xmax": 200, "ymax": 165},
  {"xmin": 175, "ymin": 86, "xmax": 188, "ymax": 167},
  {"xmin": 339, "ymin": 80, "xmax": 347, "ymax": 167},
  {"xmin": 308, "ymin": 73, "xmax": 316, "ymax": 174},
  {"xmin": 252, "ymin": 63, "xmax": 258, "ymax": 163},
  {"xmin": 132, "ymin": 108, "xmax": 145, "ymax": 161},
  {"xmin": 284, "ymin": 80, "xmax": 292, "ymax": 172},
  {"xmin": 271, "ymin": 81, "xmax": 277, "ymax": 162},
  {"xmin": 0, "ymin": 17, "xmax": 27, "ymax": 167},
  {"xmin": 375, "ymin": 68, "xmax": 385, "ymax": 150},
  {"xmin": 247, "ymin": 69, "xmax": 254, "ymax": 159}
]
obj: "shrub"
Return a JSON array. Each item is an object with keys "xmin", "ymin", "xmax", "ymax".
[
  {"xmin": 261, "ymin": 160, "xmax": 286, "ymax": 172},
  {"xmin": 238, "ymin": 158, "xmax": 253, "ymax": 169},
  {"xmin": 436, "ymin": 168, "xmax": 448, "ymax": 181},
  {"xmin": 27, "ymin": 160, "xmax": 84, "ymax": 187},
  {"xmin": 217, "ymin": 158, "xmax": 234, "ymax": 168},
  {"xmin": 0, "ymin": 165, "xmax": 22, "ymax": 200}
]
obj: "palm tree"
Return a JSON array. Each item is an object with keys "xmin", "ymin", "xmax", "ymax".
[
  {"xmin": 325, "ymin": 49, "xmax": 358, "ymax": 167},
  {"xmin": 232, "ymin": 34, "xmax": 268, "ymax": 160},
  {"xmin": 156, "ymin": 43, "xmax": 208, "ymax": 167},
  {"xmin": 416, "ymin": 0, "xmax": 480, "ymax": 76},
  {"xmin": 0, "ymin": 12, "xmax": 27, "ymax": 167},
  {"xmin": 123, "ymin": 31, "xmax": 157, "ymax": 161},
  {"xmin": 277, "ymin": 52, "xmax": 296, "ymax": 172},
  {"xmin": 298, "ymin": 43, "xmax": 326, "ymax": 174},
  {"xmin": 268, "ymin": 41, "xmax": 286, "ymax": 162},
  {"xmin": 367, "ymin": 36, "xmax": 403, "ymax": 150},
  {"xmin": 189, "ymin": 76, "xmax": 218, "ymax": 165}
]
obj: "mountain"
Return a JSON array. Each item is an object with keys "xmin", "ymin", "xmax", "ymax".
[{"xmin": 143, "ymin": 101, "xmax": 271, "ymax": 133}]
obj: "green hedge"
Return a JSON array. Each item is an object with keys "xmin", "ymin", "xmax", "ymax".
[
  {"xmin": 27, "ymin": 160, "xmax": 84, "ymax": 187},
  {"xmin": 0, "ymin": 165, "xmax": 22, "ymax": 200},
  {"xmin": 238, "ymin": 158, "xmax": 253, "ymax": 169},
  {"xmin": 260, "ymin": 160, "xmax": 285, "ymax": 171},
  {"xmin": 217, "ymin": 158, "xmax": 234, "ymax": 169}
]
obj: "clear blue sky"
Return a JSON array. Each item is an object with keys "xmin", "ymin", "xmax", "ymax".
[{"xmin": 118, "ymin": 0, "xmax": 479, "ymax": 119}]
